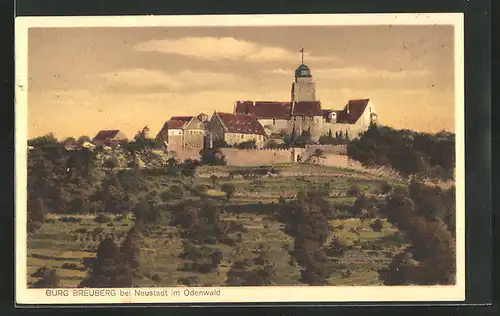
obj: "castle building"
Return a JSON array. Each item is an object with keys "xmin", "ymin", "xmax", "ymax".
[
  {"xmin": 156, "ymin": 115, "xmax": 205, "ymax": 151},
  {"xmin": 209, "ymin": 112, "xmax": 267, "ymax": 148},
  {"xmin": 234, "ymin": 48, "xmax": 378, "ymax": 142}
]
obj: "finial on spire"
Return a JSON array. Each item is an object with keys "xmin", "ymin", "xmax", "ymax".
[{"xmin": 300, "ymin": 48, "xmax": 304, "ymax": 64}]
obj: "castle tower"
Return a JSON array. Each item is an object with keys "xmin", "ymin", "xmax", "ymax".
[{"xmin": 291, "ymin": 48, "xmax": 316, "ymax": 102}]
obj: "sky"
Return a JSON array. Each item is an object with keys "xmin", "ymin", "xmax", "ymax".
[{"xmin": 27, "ymin": 25, "xmax": 455, "ymax": 140}]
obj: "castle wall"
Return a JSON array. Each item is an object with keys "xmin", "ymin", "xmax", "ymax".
[
  {"xmin": 304, "ymin": 144, "xmax": 347, "ymax": 155},
  {"xmin": 220, "ymin": 148, "xmax": 294, "ymax": 166}
]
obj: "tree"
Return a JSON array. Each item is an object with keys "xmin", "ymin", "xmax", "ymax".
[
  {"xmin": 132, "ymin": 199, "xmax": 160, "ymax": 224},
  {"xmin": 119, "ymin": 226, "xmax": 142, "ymax": 270},
  {"xmin": 28, "ymin": 133, "xmax": 59, "ymax": 147},
  {"xmin": 77, "ymin": 135, "xmax": 92, "ymax": 144},
  {"xmin": 221, "ymin": 183, "xmax": 236, "ymax": 201},
  {"xmin": 180, "ymin": 159, "xmax": 200, "ymax": 177},
  {"xmin": 210, "ymin": 175, "xmax": 219, "ymax": 187},
  {"xmin": 79, "ymin": 238, "xmax": 120, "ymax": 288}
]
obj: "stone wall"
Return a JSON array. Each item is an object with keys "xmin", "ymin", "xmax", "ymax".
[
  {"xmin": 304, "ymin": 144, "xmax": 348, "ymax": 155},
  {"xmin": 220, "ymin": 148, "xmax": 294, "ymax": 166}
]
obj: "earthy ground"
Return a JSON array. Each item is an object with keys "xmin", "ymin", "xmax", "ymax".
[{"xmin": 27, "ymin": 163, "xmax": 409, "ymax": 287}]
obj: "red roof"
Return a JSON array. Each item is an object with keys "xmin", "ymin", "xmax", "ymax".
[
  {"xmin": 169, "ymin": 116, "xmax": 193, "ymax": 122},
  {"xmin": 235, "ymin": 101, "xmax": 291, "ymax": 119},
  {"xmin": 291, "ymin": 101, "xmax": 323, "ymax": 116},
  {"xmin": 93, "ymin": 130, "xmax": 120, "ymax": 141},
  {"xmin": 336, "ymin": 99, "xmax": 370, "ymax": 124},
  {"xmin": 166, "ymin": 120, "xmax": 188, "ymax": 129},
  {"xmin": 215, "ymin": 112, "xmax": 267, "ymax": 136}
]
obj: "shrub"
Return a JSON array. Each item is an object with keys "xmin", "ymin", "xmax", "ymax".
[
  {"xmin": 199, "ymin": 148, "xmax": 227, "ymax": 166},
  {"xmin": 221, "ymin": 183, "xmax": 236, "ymax": 201},
  {"xmin": 235, "ymin": 140, "xmax": 257, "ymax": 149},
  {"xmin": 61, "ymin": 263, "xmax": 78, "ymax": 270},
  {"xmin": 94, "ymin": 213, "xmax": 111, "ymax": 224},
  {"xmin": 346, "ymin": 185, "xmax": 361, "ymax": 197},
  {"xmin": 59, "ymin": 216, "xmax": 82, "ymax": 223},
  {"xmin": 31, "ymin": 269, "xmax": 60, "ymax": 288},
  {"xmin": 370, "ymin": 219, "xmax": 384, "ymax": 232},
  {"xmin": 178, "ymin": 276, "xmax": 200, "ymax": 286},
  {"xmin": 151, "ymin": 274, "xmax": 162, "ymax": 282}
]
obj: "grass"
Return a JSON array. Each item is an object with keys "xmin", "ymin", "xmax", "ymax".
[{"xmin": 27, "ymin": 163, "xmax": 408, "ymax": 287}]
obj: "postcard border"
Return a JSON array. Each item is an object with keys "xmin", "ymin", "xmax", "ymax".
[{"xmin": 15, "ymin": 13, "xmax": 467, "ymax": 306}]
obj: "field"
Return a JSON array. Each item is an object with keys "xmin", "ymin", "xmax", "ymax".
[{"xmin": 27, "ymin": 163, "xmax": 409, "ymax": 287}]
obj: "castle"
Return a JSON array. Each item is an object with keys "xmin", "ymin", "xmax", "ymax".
[
  {"xmin": 93, "ymin": 49, "xmax": 378, "ymax": 151},
  {"xmin": 234, "ymin": 49, "xmax": 378, "ymax": 143}
]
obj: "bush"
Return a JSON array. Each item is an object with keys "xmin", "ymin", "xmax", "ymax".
[
  {"xmin": 199, "ymin": 148, "xmax": 227, "ymax": 166},
  {"xmin": 178, "ymin": 276, "xmax": 200, "ymax": 286},
  {"xmin": 235, "ymin": 140, "xmax": 257, "ymax": 149},
  {"xmin": 151, "ymin": 274, "xmax": 162, "ymax": 282},
  {"xmin": 61, "ymin": 262, "xmax": 78, "ymax": 270},
  {"xmin": 346, "ymin": 185, "xmax": 361, "ymax": 197},
  {"xmin": 59, "ymin": 216, "xmax": 82, "ymax": 223},
  {"xmin": 94, "ymin": 213, "xmax": 111, "ymax": 224},
  {"xmin": 370, "ymin": 219, "xmax": 384, "ymax": 232},
  {"xmin": 221, "ymin": 183, "xmax": 236, "ymax": 201}
]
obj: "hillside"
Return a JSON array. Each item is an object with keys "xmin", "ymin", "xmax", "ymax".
[{"xmin": 27, "ymin": 163, "xmax": 408, "ymax": 287}]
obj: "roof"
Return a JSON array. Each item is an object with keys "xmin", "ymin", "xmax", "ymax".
[
  {"xmin": 235, "ymin": 101, "xmax": 291, "ymax": 119},
  {"xmin": 215, "ymin": 112, "xmax": 267, "ymax": 136},
  {"xmin": 295, "ymin": 64, "xmax": 312, "ymax": 78},
  {"xmin": 93, "ymin": 130, "xmax": 120, "ymax": 141},
  {"xmin": 336, "ymin": 99, "xmax": 370, "ymax": 124},
  {"xmin": 291, "ymin": 101, "xmax": 323, "ymax": 116},
  {"xmin": 165, "ymin": 120, "xmax": 188, "ymax": 130},
  {"xmin": 169, "ymin": 116, "xmax": 193, "ymax": 122}
]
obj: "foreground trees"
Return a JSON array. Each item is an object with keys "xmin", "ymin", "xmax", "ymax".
[
  {"xmin": 378, "ymin": 182, "xmax": 456, "ymax": 285},
  {"xmin": 278, "ymin": 190, "xmax": 333, "ymax": 285},
  {"xmin": 79, "ymin": 225, "xmax": 142, "ymax": 288}
]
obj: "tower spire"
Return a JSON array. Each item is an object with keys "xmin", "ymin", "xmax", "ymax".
[{"xmin": 300, "ymin": 48, "xmax": 304, "ymax": 64}]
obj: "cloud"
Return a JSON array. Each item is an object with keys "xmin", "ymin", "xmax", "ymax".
[
  {"xmin": 134, "ymin": 37, "xmax": 337, "ymax": 63},
  {"xmin": 314, "ymin": 67, "xmax": 431, "ymax": 79},
  {"xmin": 97, "ymin": 68, "xmax": 244, "ymax": 91}
]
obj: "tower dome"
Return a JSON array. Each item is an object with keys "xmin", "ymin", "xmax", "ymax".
[{"xmin": 295, "ymin": 64, "xmax": 312, "ymax": 78}]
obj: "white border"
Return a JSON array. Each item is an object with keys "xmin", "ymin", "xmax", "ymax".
[{"xmin": 15, "ymin": 13, "xmax": 465, "ymax": 305}]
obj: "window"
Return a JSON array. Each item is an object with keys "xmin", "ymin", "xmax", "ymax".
[
  {"xmin": 310, "ymin": 116, "xmax": 313, "ymax": 121},
  {"xmin": 302, "ymin": 116, "xmax": 305, "ymax": 121},
  {"xmin": 241, "ymin": 134, "xmax": 244, "ymax": 139},
  {"xmin": 273, "ymin": 118, "xmax": 276, "ymax": 125}
]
